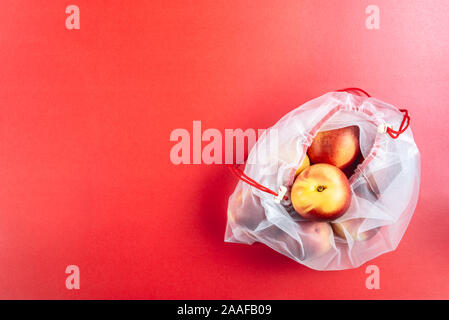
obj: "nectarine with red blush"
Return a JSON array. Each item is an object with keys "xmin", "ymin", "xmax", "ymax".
[
  {"xmin": 308, "ymin": 126, "xmax": 361, "ymax": 170},
  {"xmin": 291, "ymin": 164, "xmax": 352, "ymax": 221}
]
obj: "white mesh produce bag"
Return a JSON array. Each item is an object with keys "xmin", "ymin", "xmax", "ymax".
[{"xmin": 225, "ymin": 89, "xmax": 420, "ymax": 271}]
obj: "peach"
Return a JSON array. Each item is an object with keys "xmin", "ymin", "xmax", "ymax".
[
  {"xmin": 298, "ymin": 221, "xmax": 333, "ymax": 259},
  {"xmin": 295, "ymin": 154, "xmax": 310, "ymax": 177},
  {"xmin": 308, "ymin": 126, "xmax": 361, "ymax": 170},
  {"xmin": 291, "ymin": 163, "xmax": 352, "ymax": 221},
  {"xmin": 228, "ymin": 189, "xmax": 265, "ymax": 230},
  {"xmin": 260, "ymin": 222, "xmax": 333, "ymax": 260},
  {"xmin": 331, "ymin": 219, "xmax": 379, "ymax": 242}
]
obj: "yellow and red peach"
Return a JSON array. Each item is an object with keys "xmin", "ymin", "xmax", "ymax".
[
  {"xmin": 308, "ymin": 126, "xmax": 361, "ymax": 170},
  {"xmin": 331, "ymin": 218, "xmax": 379, "ymax": 242},
  {"xmin": 291, "ymin": 163, "xmax": 352, "ymax": 221}
]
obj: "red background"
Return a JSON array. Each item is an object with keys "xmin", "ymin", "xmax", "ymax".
[{"xmin": 0, "ymin": 0, "xmax": 448, "ymax": 299}]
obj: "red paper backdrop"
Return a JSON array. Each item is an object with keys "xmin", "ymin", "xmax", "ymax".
[{"xmin": 0, "ymin": 0, "xmax": 448, "ymax": 299}]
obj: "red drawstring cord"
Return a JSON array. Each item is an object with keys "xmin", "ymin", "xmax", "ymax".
[
  {"xmin": 228, "ymin": 164, "xmax": 282, "ymax": 198},
  {"xmin": 228, "ymin": 88, "xmax": 410, "ymax": 197},
  {"xmin": 386, "ymin": 109, "xmax": 410, "ymax": 139},
  {"xmin": 337, "ymin": 88, "xmax": 410, "ymax": 139},
  {"xmin": 337, "ymin": 87, "xmax": 371, "ymax": 97}
]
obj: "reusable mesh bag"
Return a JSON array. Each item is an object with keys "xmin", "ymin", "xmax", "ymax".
[{"xmin": 225, "ymin": 89, "xmax": 420, "ymax": 271}]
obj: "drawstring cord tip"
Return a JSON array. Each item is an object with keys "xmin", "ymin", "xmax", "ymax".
[
  {"xmin": 274, "ymin": 186, "xmax": 287, "ymax": 204},
  {"xmin": 377, "ymin": 122, "xmax": 391, "ymax": 134}
]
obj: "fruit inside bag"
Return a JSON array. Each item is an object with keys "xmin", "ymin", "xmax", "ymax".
[{"xmin": 225, "ymin": 90, "xmax": 420, "ymax": 271}]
